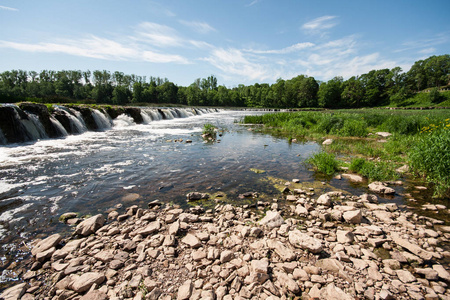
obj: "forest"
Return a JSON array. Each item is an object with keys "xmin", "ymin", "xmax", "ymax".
[{"xmin": 0, "ymin": 54, "xmax": 449, "ymax": 108}]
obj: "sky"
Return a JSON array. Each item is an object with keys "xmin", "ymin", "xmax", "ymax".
[{"xmin": 0, "ymin": 0, "xmax": 449, "ymax": 87}]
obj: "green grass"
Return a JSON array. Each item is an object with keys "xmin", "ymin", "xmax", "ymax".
[
  {"xmin": 244, "ymin": 109, "xmax": 450, "ymax": 196},
  {"xmin": 306, "ymin": 152, "xmax": 340, "ymax": 176},
  {"xmin": 202, "ymin": 123, "xmax": 217, "ymax": 138}
]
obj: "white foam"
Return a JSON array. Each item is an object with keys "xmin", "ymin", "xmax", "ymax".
[
  {"xmin": 0, "ymin": 181, "xmax": 24, "ymax": 199},
  {"xmin": 113, "ymin": 114, "xmax": 136, "ymax": 128}
]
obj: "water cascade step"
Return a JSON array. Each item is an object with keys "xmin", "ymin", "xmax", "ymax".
[{"xmin": 0, "ymin": 103, "xmax": 219, "ymax": 145}]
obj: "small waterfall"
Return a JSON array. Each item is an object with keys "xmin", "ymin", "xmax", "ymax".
[
  {"xmin": 69, "ymin": 108, "xmax": 88, "ymax": 129},
  {"xmin": 91, "ymin": 109, "xmax": 112, "ymax": 130},
  {"xmin": 140, "ymin": 111, "xmax": 152, "ymax": 124},
  {"xmin": 26, "ymin": 113, "xmax": 48, "ymax": 140},
  {"xmin": 161, "ymin": 109, "xmax": 174, "ymax": 119},
  {"xmin": 113, "ymin": 114, "xmax": 136, "ymax": 128},
  {"xmin": 50, "ymin": 116, "xmax": 68, "ymax": 136},
  {"xmin": 55, "ymin": 106, "xmax": 87, "ymax": 134}
]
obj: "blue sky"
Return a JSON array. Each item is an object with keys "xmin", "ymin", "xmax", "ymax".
[{"xmin": 0, "ymin": 0, "xmax": 449, "ymax": 87}]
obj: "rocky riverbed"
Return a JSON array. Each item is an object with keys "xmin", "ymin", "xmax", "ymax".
[{"xmin": 1, "ymin": 183, "xmax": 450, "ymax": 300}]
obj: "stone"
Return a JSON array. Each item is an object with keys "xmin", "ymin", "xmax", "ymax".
[
  {"xmin": 0, "ymin": 282, "xmax": 28, "ymax": 300},
  {"xmin": 396, "ymin": 165, "xmax": 409, "ymax": 173},
  {"xmin": 396, "ymin": 269, "xmax": 416, "ymax": 283},
  {"xmin": 137, "ymin": 220, "xmax": 161, "ymax": 236},
  {"xmin": 274, "ymin": 271, "xmax": 299, "ymax": 294},
  {"xmin": 182, "ymin": 233, "xmax": 202, "ymax": 248},
  {"xmin": 94, "ymin": 249, "xmax": 115, "ymax": 263},
  {"xmin": 343, "ymin": 210, "xmax": 362, "ymax": 224},
  {"xmin": 267, "ymin": 239, "xmax": 296, "ymax": 261},
  {"xmin": 168, "ymin": 220, "xmax": 180, "ymax": 235},
  {"xmin": 316, "ymin": 194, "xmax": 331, "ymax": 206},
  {"xmin": 294, "ymin": 204, "xmax": 308, "ymax": 216},
  {"xmin": 36, "ymin": 246, "xmax": 55, "ymax": 262},
  {"xmin": 322, "ymin": 138, "xmax": 333, "ymax": 145},
  {"xmin": 186, "ymin": 192, "xmax": 209, "ymax": 201},
  {"xmin": 220, "ymin": 250, "xmax": 234, "ymax": 264},
  {"xmin": 342, "ymin": 173, "xmax": 364, "ymax": 183},
  {"xmin": 368, "ymin": 182, "xmax": 395, "ymax": 194},
  {"xmin": 31, "ymin": 233, "xmax": 62, "ymax": 256},
  {"xmin": 391, "ymin": 232, "xmax": 433, "ymax": 260},
  {"xmin": 321, "ymin": 282, "xmax": 353, "ymax": 300},
  {"xmin": 415, "ymin": 268, "xmax": 439, "ymax": 280},
  {"xmin": 336, "ymin": 230, "xmax": 355, "ymax": 244},
  {"xmin": 376, "ymin": 132, "xmax": 392, "ymax": 138},
  {"xmin": 288, "ymin": 229, "xmax": 323, "ymax": 254},
  {"xmin": 258, "ymin": 210, "xmax": 284, "ymax": 228},
  {"xmin": 71, "ymin": 272, "xmax": 105, "ymax": 293},
  {"xmin": 251, "ymin": 259, "xmax": 268, "ymax": 274},
  {"xmin": 79, "ymin": 290, "xmax": 108, "ymax": 300},
  {"xmin": 432, "ymin": 264, "xmax": 450, "ymax": 281},
  {"xmin": 177, "ymin": 280, "xmax": 193, "ymax": 300},
  {"xmin": 74, "ymin": 214, "xmax": 105, "ymax": 236},
  {"xmin": 360, "ymin": 193, "xmax": 378, "ymax": 203}
]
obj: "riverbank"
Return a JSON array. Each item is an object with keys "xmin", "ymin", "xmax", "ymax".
[{"xmin": 2, "ymin": 182, "xmax": 450, "ymax": 300}]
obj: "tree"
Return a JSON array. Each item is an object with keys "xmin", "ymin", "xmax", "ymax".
[
  {"xmin": 318, "ymin": 77, "xmax": 343, "ymax": 108},
  {"xmin": 112, "ymin": 85, "xmax": 131, "ymax": 105}
]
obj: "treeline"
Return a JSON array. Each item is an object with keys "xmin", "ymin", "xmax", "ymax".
[{"xmin": 0, "ymin": 55, "xmax": 449, "ymax": 108}]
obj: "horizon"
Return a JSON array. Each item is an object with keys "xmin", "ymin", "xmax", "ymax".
[{"xmin": 0, "ymin": 0, "xmax": 449, "ymax": 87}]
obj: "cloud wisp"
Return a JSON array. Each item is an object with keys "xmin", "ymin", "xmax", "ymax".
[
  {"xmin": 179, "ymin": 20, "xmax": 216, "ymax": 34},
  {"xmin": 302, "ymin": 15, "xmax": 338, "ymax": 36},
  {"xmin": 0, "ymin": 5, "xmax": 18, "ymax": 11}
]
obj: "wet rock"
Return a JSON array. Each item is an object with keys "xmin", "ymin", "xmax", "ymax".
[
  {"xmin": 186, "ymin": 192, "xmax": 209, "ymax": 201},
  {"xmin": 74, "ymin": 214, "xmax": 105, "ymax": 236}
]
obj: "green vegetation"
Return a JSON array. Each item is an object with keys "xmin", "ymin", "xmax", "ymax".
[
  {"xmin": 202, "ymin": 123, "xmax": 217, "ymax": 140},
  {"xmin": 306, "ymin": 152, "xmax": 340, "ymax": 175},
  {"xmin": 1, "ymin": 54, "xmax": 449, "ymax": 108},
  {"xmin": 244, "ymin": 109, "xmax": 450, "ymax": 197}
]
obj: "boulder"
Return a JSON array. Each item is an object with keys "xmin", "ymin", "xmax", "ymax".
[
  {"xmin": 288, "ymin": 230, "xmax": 323, "ymax": 254},
  {"xmin": 74, "ymin": 214, "xmax": 105, "ymax": 236},
  {"xmin": 258, "ymin": 210, "xmax": 284, "ymax": 228},
  {"xmin": 316, "ymin": 194, "xmax": 331, "ymax": 206}
]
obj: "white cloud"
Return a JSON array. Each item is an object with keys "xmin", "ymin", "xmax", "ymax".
[
  {"xmin": 0, "ymin": 35, "xmax": 189, "ymax": 64},
  {"xmin": 418, "ymin": 47, "xmax": 436, "ymax": 54},
  {"xmin": 302, "ymin": 16, "xmax": 338, "ymax": 34},
  {"xmin": 203, "ymin": 48, "xmax": 269, "ymax": 81},
  {"xmin": 134, "ymin": 22, "xmax": 183, "ymax": 47},
  {"xmin": 245, "ymin": 42, "xmax": 315, "ymax": 54},
  {"xmin": 179, "ymin": 20, "xmax": 216, "ymax": 34},
  {"xmin": 246, "ymin": 0, "xmax": 260, "ymax": 7},
  {"xmin": 0, "ymin": 5, "xmax": 18, "ymax": 11}
]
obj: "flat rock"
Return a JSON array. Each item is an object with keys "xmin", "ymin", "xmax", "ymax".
[
  {"xmin": 391, "ymin": 232, "xmax": 433, "ymax": 260},
  {"xmin": 267, "ymin": 239, "xmax": 296, "ymax": 261},
  {"xmin": 288, "ymin": 229, "xmax": 323, "ymax": 254},
  {"xmin": 137, "ymin": 220, "xmax": 161, "ymax": 236},
  {"xmin": 376, "ymin": 132, "xmax": 392, "ymax": 138},
  {"xmin": 336, "ymin": 230, "xmax": 355, "ymax": 244},
  {"xmin": 182, "ymin": 233, "xmax": 202, "ymax": 248},
  {"xmin": 74, "ymin": 214, "xmax": 105, "ymax": 236},
  {"xmin": 79, "ymin": 290, "xmax": 108, "ymax": 300},
  {"xmin": 432, "ymin": 264, "xmax": 450, "ymax": 281},
  {"xmin": 220, "ymin": 250, "xmax": 234, "ymax": 264},
  {"xmin": 177, "ymin": 280, "xmax": 193, "ymax": 300},
  {"xmin": 31, "ymin": 234, "xmax": 62, "ymax": 256},
  {"xmin": 71, "ymin": 272, "xmax": 105, "ymax": 293},
  {"xmin": 322, "ymin": 138, "xmax": 333, "ymax": 145},
  {"xmin": 258, "ymin": 210, "xmax": 284, "ymax": 228},
  {"xmin": 396, "ymin": 269, "xmax": 416, "ymax": 283},
  {"xmin": 321, "ymin": 282, "xmax": 353, "ymax": 300},
  {"xmin": 0, "ymin": 282, "xmax": 28, "ymax": 300}
]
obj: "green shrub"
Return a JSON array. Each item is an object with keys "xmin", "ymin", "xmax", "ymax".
[
  {"xmin": 349, "ymin": 158, "xmax": 398, "ymax": 182},
  {"xmin": 339, "ymin": 119, "xmax": 368, "ymax": 137},
  {"xmin": 409, "ymin": 128, "xmax": 450, "ymax": 197},
  {"xmin": 307, "ymin": 152, "xmax": 339, "ymax": 175}
]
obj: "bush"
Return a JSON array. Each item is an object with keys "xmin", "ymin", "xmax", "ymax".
[
  {"xmin": 339, "ymin": 119, "xmax": 368, "ymax": 137},
  {"xmin": 409, "ymin": 128, "xmax": 450, "ymax": 197},
  {"xmin": 349, "ymin": 158, "xmax": 398, "ymax": 182},
  {"xmin": 307, "ymin": 152, "xmax": 339, "ymax": 175}
]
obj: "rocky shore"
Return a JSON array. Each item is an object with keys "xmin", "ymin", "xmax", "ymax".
[{"xmin": 1, "ymin": 185, "xmax": 450, "ymax": 300}]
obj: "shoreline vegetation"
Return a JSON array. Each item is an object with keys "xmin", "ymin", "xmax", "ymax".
[
  {"xmin": 1, "ymin": 55, "xmax": 450, "ymax": 109},
  {"xmin": 243, "ymin": 109, "xmax": 450, "ymax": 199}
]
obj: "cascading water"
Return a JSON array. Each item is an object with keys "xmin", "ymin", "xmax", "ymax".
[
  {"xmin": 91, "ymin": 109, "xmax": 112, "ymax": 130},
  {"xmin": 0, "ymin": 128, "xmax": 6, "ymax": 145},
  {"xmin": 55, "ymin": 106, "xmax": 87, "ymax": 134},
  {"xmin": 140, "ymin": 111, "xmax": 152, "ymax": 124},
  {"xmin": 114, "ymin": 114, "xmax": 136, "ymax": 128},
  {"xmin": 50, "ymin": 116, "xmax": 68, "ymax": 136},
  {"xmin": 26, "ymin": 113, "xmax": 48, "ymax": 140},
  {"xmin": 69, "ymin": 108, "xmax": 88, "ymax": 129}
]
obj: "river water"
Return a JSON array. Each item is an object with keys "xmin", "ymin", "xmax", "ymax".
[{"xmin": 0, "ymin": 109, "xmax": 447, "ymax": 286}]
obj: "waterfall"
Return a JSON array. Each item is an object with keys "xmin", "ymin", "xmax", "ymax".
[
  {"xmin": 50, "ymin": 116, "xmax": 68, "ymax": 136},
  {"xmin": 69, "ymin": 108, "xmax": 88, "ymax": 130},
  {"xmin": 140, "ymin": 111, "xmax": 152, "ymax": 124},
  {"xmin": 91, "ymin": 109, "xmax": 112, "ymax": 130},
  {"xmin": 161, "ymin": 109, "xmax": 174, "ymax": 119},
  {"xmin": 55, "ymin": 106, "xmax": 87, "ymax": 134},
  {"xmin": 26, "ymin": 113, "xmax": 48, "ymax": 140},
  {"xmin": 113, "ymin": 114, "xmax": 136, "ymax": 128}
]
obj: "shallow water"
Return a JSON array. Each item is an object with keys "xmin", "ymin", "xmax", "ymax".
[{"xmin": 0, "ymin": 109, "xmax": 448, "ymax": 286}]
